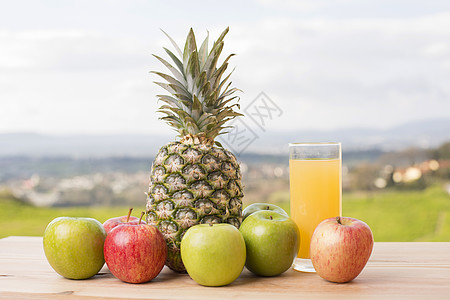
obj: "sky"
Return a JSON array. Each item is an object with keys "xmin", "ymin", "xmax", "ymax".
[{"xmin": 1, "ymin": 0, "xmax": 450, "ymax": 136}]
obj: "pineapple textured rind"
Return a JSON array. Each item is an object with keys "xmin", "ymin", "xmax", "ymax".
[{"xmin": 146, "ymin": 141, "xmax": 243, "ymax": 272}]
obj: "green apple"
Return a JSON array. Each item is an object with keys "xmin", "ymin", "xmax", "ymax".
[
  {"xmin": 239, "ymin": 210, "xmax": 299, "ymax": 276},
  {"xmin": 43, "ymin": 217, "xmax": 106, "ymax": 279},
  {"xmin": 242, "ymin": 203, "xmax": 288, "ymax": 220},
  {"xmin": 181, "ymin": 223, "xmax": 246, "ymax": 286}
]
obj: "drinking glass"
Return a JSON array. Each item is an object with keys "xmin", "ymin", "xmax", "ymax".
[{"xmin": 289, "ymin": 142, "xmax": 342, "ymax": 272}]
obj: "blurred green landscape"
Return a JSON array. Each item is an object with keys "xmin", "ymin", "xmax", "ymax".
[
  {"xmin": 1, "ymin": 141, "xmax": 450, "ymax": 241},
  {"xmin": 1, "ymin": 185, "xmax": 449, "ymax": 242},
  {"xmin": 0, "ymin": 190, "xmax": 130, "ymax": 238},
  {"xmin": 275, "ymin": 186, "xmax": 450, "ymax": 242}
]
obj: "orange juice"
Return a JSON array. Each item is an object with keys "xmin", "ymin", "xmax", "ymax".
[{"xmin": 289, "ymin": 159, "xmax": 342, "ymax": 258}]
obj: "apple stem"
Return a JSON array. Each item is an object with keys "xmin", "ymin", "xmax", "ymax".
[
  {"xmin": 139, "ymin": 211, "xmax": 145, "ymax": 224},
  {"xmin": 336, "ymin": 216, "xmax": 342, "ymax": 225},
  {"xmin": 266, "ymin": 206, "xmax": 270, "ymax": 210},
  {"xmin": 126, "ymin": 208, "xmax": 133, "ymax": 223},
  {"xmin": 270, "ymin": 215, "xmax": 273, "ymax": 220}
]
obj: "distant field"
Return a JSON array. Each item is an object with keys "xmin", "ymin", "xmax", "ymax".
[
  {"xmin": 276, "ymin": 185, "xmax": 450, "ymax": 242},
  {"xmin": 1, "ymin": 186, "xmax": 449, "ymax": 242},
  {"xmin": 343, "ymin": 186, "xmax": 450, "ymax": 242},
  {"xmin": 0, "ymin": 193, "xmax": 136, "ymax": 238}
]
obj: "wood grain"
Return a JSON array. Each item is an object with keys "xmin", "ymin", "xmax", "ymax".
[{"xmin": 0, "ymin": 237, "xmax": 449, "ymax": 299}]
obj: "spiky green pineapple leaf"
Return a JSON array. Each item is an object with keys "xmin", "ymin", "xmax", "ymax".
[
  {"xmin": 216, "ymin": 87, "xmax": 241, "ymax": 105},
  {"xmin": 171, "ymin": 93, "xmax": 194, "ymax": 103},
  {"xmin": 183, "ymin": 117, "xmax": 200, "ymax": 134},
  {"xmin": 151, "ymin": 72, "xmax": 189, "ymax": 94},
  {"xmin": 159, "ymin": 113, "xmax": 183, "ymax": 129},
  {"xmin": 195, "ymin": 71, "xmax": 207, "ymax": 94},
  {"xmin": 217, "ymin": 107, "xmax": 242, "ymax": 120},
  {"xmin": 163, "ymin": 47, "xmax": 185, "ymax": 76},
  {"xmin": 198, "ymin": 31, "xmax": 209, "ymax": 69},
  {"xmin": 216, "ymin": 68, "xmax": 235, "ymax": 96},
  {"xmin": 197, "ymin": 114, "xmax": 216, "ymax": 128},
  {"xmin": 210, "ymin": 54, "xmax": 234, "ymax": 89},
  {"xmin": 199, "ymin": 80, "xmax": 211, "ymax": 100},
  {"xmin": 205, "ymin": 41, "xmax": 224, "ymax": 79},
  {"xmin": 183, "ymin": 29, "xmax": 197, "ymax": 72},
  {"xmin": 210, "ymin": 63, "xmax": 229, "ymax": 92},
  {"xmin": 160, "ymin": 29, "xmax": 183, "ymax": 58},
  {"xmin": 157, "ymin": 95, "xmax": 190, "ymax": 110},
  {"xmin": 208, "ymin": 27, "xmax": 229, "ymax": 59},
  {"xmin": 191, "ymin": 95, "xmax": 203, "ymax": 120},
  {"xmin": 152, "ymin": 55, "xmax": 186, "ymax": 85},
  {"xmin": 153, "ymin": 82, "xmax": 190, "ymax": 98},
  {"xmin": 152, "ymin": 27, "xmax": 242, "ymax": 141},
  {"xmin": 186, "ymin": 50, "xmax": 200, "ymax": 91},
  {"xmin": 216, "ymin": 96, "xmax": 240, "ymax": 109}
]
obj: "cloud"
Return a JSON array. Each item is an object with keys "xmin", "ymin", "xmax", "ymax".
[
  {"xmin": 0, "ymin": 29, "xmax": 151, "ymax": 70},
  {"xmin": 256, "ymin": 0, "xmax": 327, "ymax": 13},
  {"xmin": 224, "ymin": 13, "xmax": 450, "ymax": 130},
  {"xmin": 0, "ymin": 28, "xmax": 167, "ymax": 135},
  {"xmin": 1, "ymin": 4, "xmax": 450, "ymax": 135}
]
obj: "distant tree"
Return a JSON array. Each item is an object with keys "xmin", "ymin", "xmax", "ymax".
[
  {"xmin": 393, "ymin": 176, "xmax": 427, "ymax": 191},
  {"xmin": 431, "ymin": 142, "xmax": 450, "ymax": 160},
  {"xmin": 348, "ymin": 163, "xmax": 380, "ymax": 191},
  {"xmin": 90, "ymin": 185, "xmax": 115, "ymax": 206}
]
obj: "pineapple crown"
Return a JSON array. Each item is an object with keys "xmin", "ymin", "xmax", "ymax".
[{"xmin": 152, "ymin": 27, "xmax": 243, "ymax": 144}]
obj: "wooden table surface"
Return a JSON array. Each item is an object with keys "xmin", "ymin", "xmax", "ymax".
[{"xmin": 0, "ymin": 236, "xmax": 449, "ymax": 299}]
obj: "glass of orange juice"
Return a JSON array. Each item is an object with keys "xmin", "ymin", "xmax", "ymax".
[{"xmin": 289, "ymin": 142, "xmax": 342, "ymax": 272}]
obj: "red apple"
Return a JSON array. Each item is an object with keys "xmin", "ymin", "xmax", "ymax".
[
  {"xmin": 103, "ymin": 208, "xmax": 146, "ymax": 234},
  {"xmin": 310, "ymin": 216, "xmax": 373, "ymax": 283},
  {"xmin": 104, "ymin": 212, "xmax": 167, "ymax": 283}
]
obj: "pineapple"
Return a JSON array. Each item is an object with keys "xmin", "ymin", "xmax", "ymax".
[{"xmin": 146, "ymin": 27, "xmax": 244, "ymax": 272}]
